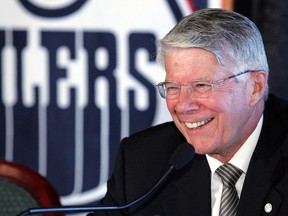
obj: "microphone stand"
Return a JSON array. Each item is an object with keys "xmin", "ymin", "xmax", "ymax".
[
  {"xmin": 18, "ymin": 165, "xmax": 174, "ymax": 216},
  {"xmin": 18, "ymin": 142, "xmax": 195, "ymax": 216}
]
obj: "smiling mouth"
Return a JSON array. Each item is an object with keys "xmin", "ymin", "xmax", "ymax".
[{"xmin": 185, "ymin": 118, "xmax": 213, "ymax": 129}]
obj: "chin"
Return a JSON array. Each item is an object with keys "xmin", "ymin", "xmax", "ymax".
[{"xmin": 191, "ymin": 142, "xmax": 216, "ymax": 155}]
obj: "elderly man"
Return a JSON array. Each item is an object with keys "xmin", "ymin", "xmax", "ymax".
[{"xmin": 89, "ymin": 8, "xmax": 288, "ymax": 216}]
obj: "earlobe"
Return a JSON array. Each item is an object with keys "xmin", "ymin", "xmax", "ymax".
[{"xmin": 249, "ymin": 71, "xmax": 268, "ymax": 106}]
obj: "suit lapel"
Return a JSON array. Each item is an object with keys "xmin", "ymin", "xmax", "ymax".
[
  {"xmin": 161, "ymin": 155, "xmax": 212, "ymax": 216},
  {"xmin": 238, "ymin": 107, "xmax": 286, "ymax": 216}
]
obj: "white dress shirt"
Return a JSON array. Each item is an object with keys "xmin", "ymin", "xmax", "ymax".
[{"xmin": 206, "ymin": 115, "xmax": 263, "ymax": 216}]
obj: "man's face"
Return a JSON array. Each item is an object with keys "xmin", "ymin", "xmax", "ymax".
[{"xmin": 164, "ymin": 48, "xmax": 258, "ymax": 162}]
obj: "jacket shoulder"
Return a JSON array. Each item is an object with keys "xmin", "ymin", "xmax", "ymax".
[
  {"xmin": 266, "ymin": 94, "xmax": 288, "ymax": 122},
  {"xmin": 123, "ymin": 122, "xmax": 186, "ymax": 152}
]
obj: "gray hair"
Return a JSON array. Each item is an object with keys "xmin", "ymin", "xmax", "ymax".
[{"xmin": 157, "ymin": 8, "xmax": 269, "ymax": 99}]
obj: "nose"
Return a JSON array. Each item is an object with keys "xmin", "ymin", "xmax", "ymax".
[
  {"xmin": 175, "ymin": 86, "xmax": 199, "ymax": 112},
  {"xmin": 179, "ymin": 85, "xmax": 192, "ymax": 98}
]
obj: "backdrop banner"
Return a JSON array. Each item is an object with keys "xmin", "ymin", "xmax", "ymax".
[{"xmin": 0, "ymin": 0, "xmax": 226, "ymax": 206}]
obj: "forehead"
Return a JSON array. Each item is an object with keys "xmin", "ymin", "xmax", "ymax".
[{"xmin": 164, "ymin": 48, "xmax": 228, "ymax": 80}]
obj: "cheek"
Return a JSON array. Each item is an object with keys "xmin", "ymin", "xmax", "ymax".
[{"xmin": 216, "ymin": 99, "xmax": 245, "ymax": 138}]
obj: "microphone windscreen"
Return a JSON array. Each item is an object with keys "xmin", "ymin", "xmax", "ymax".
[{"xmin": 169, "ymin": 142, "xmax": 195, "ymax": 170}]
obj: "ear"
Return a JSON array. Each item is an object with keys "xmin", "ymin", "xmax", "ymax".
[{"xmin": 248, "ymin": 70, "xmax": 268, "ymax": 106}]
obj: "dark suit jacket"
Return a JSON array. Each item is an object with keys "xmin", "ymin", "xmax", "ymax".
[{"xmin": 90, "ymin": 94, "xmax": 288, "ymax": 216}]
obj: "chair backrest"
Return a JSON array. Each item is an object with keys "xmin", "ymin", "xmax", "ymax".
[{"xmin": 0, "ymin": 160, "xmax": 63, "ymax": 216}]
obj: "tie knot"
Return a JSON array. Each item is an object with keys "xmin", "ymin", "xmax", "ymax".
[{"xmin": 216, "ymin": 163, "xmax": 243, "ymax": 187}]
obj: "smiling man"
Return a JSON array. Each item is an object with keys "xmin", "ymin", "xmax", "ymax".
[
  {"xmin": 161, "ymin": 47, "xmax": 266, "ymax": 164},
  {"xmin": 89, "ymin": 8, "xmax": 288, "ymax": 216}
]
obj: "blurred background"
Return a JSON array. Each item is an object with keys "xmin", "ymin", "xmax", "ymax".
[{"xmin": 0, "ymin": 0, "xmax": 287, "ymax": 210}]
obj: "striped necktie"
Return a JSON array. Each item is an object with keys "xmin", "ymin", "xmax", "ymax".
[{"xmin": 215, "ymin": 163, "xmax": 243, "ymax": 216}]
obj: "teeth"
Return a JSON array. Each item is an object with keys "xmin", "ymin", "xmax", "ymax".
[{"xmin": 185, "ymin": 119, "xmax": 211, "ymax": 129}]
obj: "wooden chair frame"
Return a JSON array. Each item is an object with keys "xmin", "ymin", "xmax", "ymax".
[{"xmin": 0, "ymin": 160, "xmax": 63, "ymax": 215}]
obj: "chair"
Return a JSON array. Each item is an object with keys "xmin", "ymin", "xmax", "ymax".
[{"xmin": 0, "ymin": 160, "xmax": 64, "ymax": 216}]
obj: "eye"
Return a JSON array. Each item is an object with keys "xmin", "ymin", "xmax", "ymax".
[
  {"xmin": 166, "ymin": 83, "xmax": 180, "ymax": 95},
  {"xmin": 193, "ymin": 82, "xmax": 212, "ymax": 92}
]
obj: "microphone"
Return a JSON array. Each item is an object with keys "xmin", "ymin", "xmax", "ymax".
[{"xmin": 18, "ymin": 142, "xmax": 195, "ymax": 216}]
